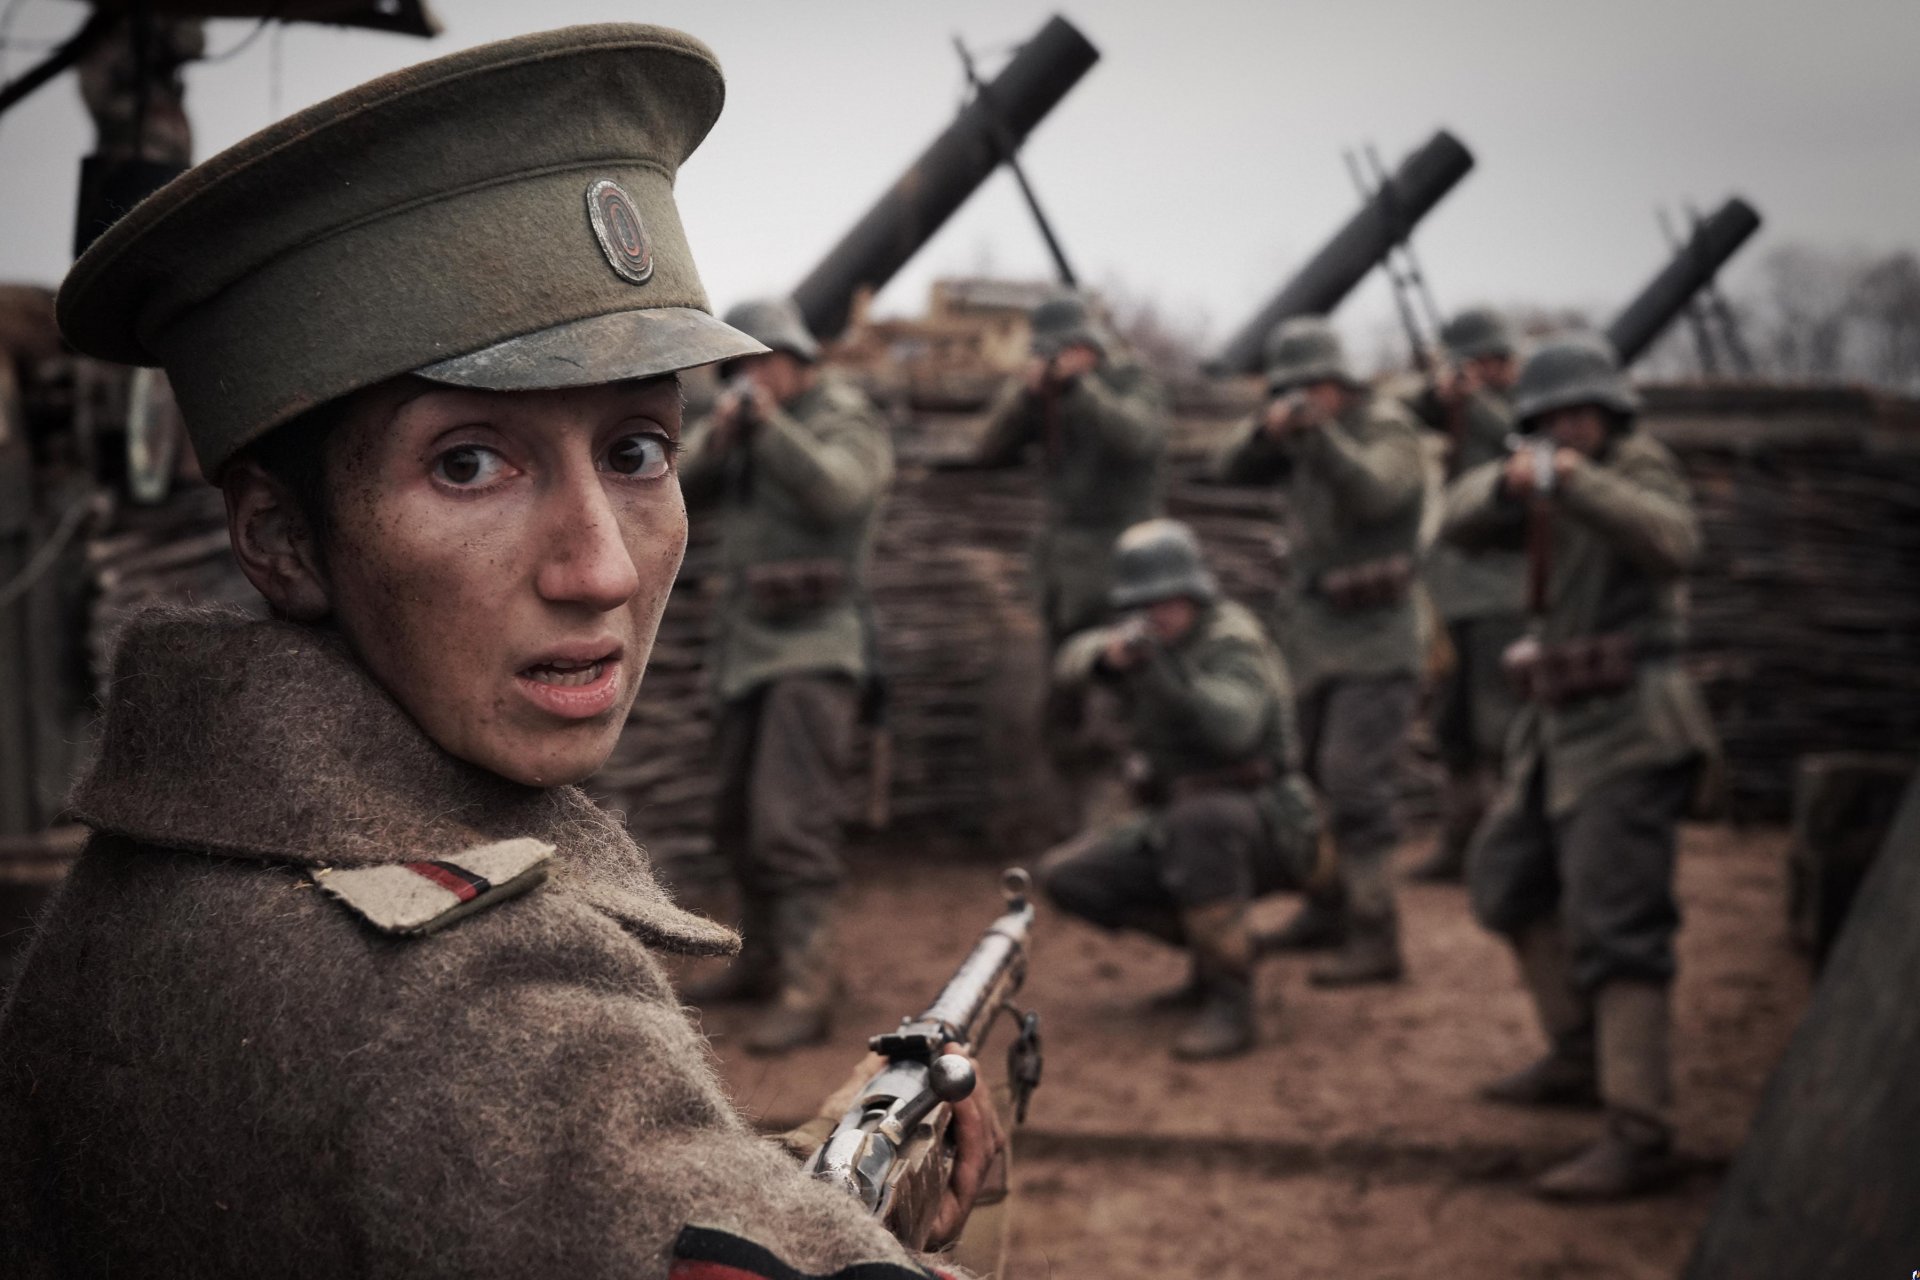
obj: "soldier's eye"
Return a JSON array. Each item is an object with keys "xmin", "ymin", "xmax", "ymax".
[
  {"xmin": 432, "ymin": 444, "xmax": 506, "ymax": 487},
  {"xmin": 606, "ymin": 433, "xmax": 672, "ymax": 479}
]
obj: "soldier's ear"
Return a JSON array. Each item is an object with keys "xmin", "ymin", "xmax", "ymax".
[{"xmin": 223, "ymin": 460, "xmax": 332, "ymax": 622}]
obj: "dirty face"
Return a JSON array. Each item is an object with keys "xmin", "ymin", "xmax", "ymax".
[
  {"xmin": 1300, "ymin": 379, "xmax": 1353, "ymax": 422},
  {"xmin": 318, "ymin": 376, "xmax": 687, "ymax": 787},
  {"xmin": 728, "ymin": 349, "xmax": 810, "ymax": 406},
  {"xmin": 1465, "ymin": 353, "xmax": 1518, "ymax": 392},
  {"xmin": 1143, "ymin": 597, "xmax": 1200, "ymax": 646},
  {"xmin": 1539, "ymin": 404, "xmax": 1612, "ymax": 459}
]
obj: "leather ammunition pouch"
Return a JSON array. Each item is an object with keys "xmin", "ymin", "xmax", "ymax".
[
  {"xmin": 742, "ymin": 558, "xmax": 848, "ymax": 622},
  {"xmin": 1316, "ymin": 554, "xmax": 1414, "ymax": 611},
  {"xmin": 1503, "ymin": 632, "xmax": 1669, "ymax": 705}
]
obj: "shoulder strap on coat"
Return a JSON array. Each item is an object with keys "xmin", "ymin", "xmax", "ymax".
[{"xmin": 310, "ymin": 836, "xmax": 553, "ymax": 937}]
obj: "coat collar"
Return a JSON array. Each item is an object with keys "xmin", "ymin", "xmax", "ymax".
[{"xmin": 70, "ymin": 606, "xmax": 735, "ymax": 955}]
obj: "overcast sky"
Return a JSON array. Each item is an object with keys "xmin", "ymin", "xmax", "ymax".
[{"xmin": 2, "ymin": 0, "xmax": 1916, "ymax": 357}]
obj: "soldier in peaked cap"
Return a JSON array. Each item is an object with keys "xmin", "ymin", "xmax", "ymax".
[
  {"xmin": 1406, "ymin": 307, "xmax": 1528, "ymax": 882},
  {"xmin": 956, "ymin": 292, "xmax": 1170, "ymax": 646},
  {"xmin": 1216, "ymin": 315, "xmax": 1426, "ymax": 987},
  {"xmin": 675, "ymin": 297, "xmax": 893, "ymax": 1054},
  {"xmin": 0, "ymin": 27, "xmax": 1000, "ymax": 1279},
  {"xmin": 1037, "ymin": 520, "xmax": 1320, "ymax": 1060},
  {"xmin": 1439, "ymin": 332, "xmax": 1718, "ymax": 1200}
]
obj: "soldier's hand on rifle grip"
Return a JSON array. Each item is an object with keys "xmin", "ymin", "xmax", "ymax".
[
  {"xmin": 1502, "ymin": 446, "xmax": 1542, "ymax": 498},
  {"xmin": 1262, "ymin": 390, "xmax": 1315, "ymax": 440},
  {"xmin": 1100, "ymin": 616, "xmax": 1151, "ymax": 672},
  {"xmin": 1023, "ymin": 355, "xmax": 1056, "ymax": 398},
  {"xmin": 924, "ymin": 1042, "xmax": 1008, "ymax": 1252},
  {"xmin": 1051, "ymin": 345, "xmax": 1099, "ymax": 385}
]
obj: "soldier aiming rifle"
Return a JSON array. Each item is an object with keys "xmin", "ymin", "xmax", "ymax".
[{"xmin": 1438, "ymin": 332, "xmax": 1721, "ymax": 1200}]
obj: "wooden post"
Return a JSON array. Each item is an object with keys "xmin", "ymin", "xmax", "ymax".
[{"xmin": 1685, "ymin": 776, "xmax": 1920, "ymax": 1277}]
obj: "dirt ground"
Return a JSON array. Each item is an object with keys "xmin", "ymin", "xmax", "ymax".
[{"xmin": 671, "ymin": 823, "xmax": 1808, "ymax": 1280}]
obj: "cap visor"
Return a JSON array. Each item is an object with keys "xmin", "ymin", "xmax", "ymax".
[{"xmin": 415, "ymin": 306, "xmax": 768, "ymax": 390}]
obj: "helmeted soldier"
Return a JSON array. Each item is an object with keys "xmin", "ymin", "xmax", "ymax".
[
  {"xmin": 676, "ymin": 296, "xmax": 893, "ymax": 1054},
  {"xmin": 1407, "ymin": 306, "xmax": 1528, "ymax": 881},
  {"xmin": 0, "ymin": 27, "xmax": 998, "ymax": 1277},
  {"xmin": 1439, "ymin": 332, "xmax": 1719, "ymax": 1200},
  {"xmin": 1037, "ymin": 519, "xmax": 1320, "ymax": 1060},
  {"xmin": 958, "ymin": 292, "xmax": 1169, "ymax": 645},
  {"xmin": 1215, "ymin": 316, "xmax": 1426, "ymax": 986}
]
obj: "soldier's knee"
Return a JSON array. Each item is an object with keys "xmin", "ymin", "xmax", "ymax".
[
  {"xmin": 1035, "ymin": 842, "xmax": 1099, "ymax": 916},
  {"xmin": 1160, "ymin": 793, "xmax": 1249, "ymax": 845}
]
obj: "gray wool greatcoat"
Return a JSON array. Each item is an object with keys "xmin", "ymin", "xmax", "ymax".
[{"xmin": 0, "ymin": 609, "xmax": 954, "ymax": 1280}]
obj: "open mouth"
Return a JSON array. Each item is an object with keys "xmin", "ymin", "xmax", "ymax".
[{"xmin": 522, "ymin": 657, "xmax": 609, "ymax": 687}]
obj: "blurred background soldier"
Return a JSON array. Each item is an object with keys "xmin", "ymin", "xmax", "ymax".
[
  {"xmin": 957, "ymin": 292, "xmax": 1169, "ymax": 647},
  {"xmin": 678, "ymin": 297, "xmax": 894, "ymax": 1054},
  {"xmin": 1037, "ymin": 519, "xmax": 1319, "ymax": 1060},
  {"xmin": 1439, "ymin": 332, "xmax": 1719, "ymax": 1200},
  {"xmin": 1407, "ymin": 307, "xmax": 1526, "ymax": 882},
  {"xmin": 1217, "ymin": 316, "xmax": 1426, "ymax": 987}
]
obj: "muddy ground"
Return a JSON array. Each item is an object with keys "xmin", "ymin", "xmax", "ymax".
[{"xmin": 670, "ymin": 823, "xmax": 1807, "ymax": 1280}]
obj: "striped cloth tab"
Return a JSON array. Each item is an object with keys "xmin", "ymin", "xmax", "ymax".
[{"xmin": 311, "ymin": 837, "xmax": 553, "ymax": 936}]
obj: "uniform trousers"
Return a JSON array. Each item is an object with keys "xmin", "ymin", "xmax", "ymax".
[
  {"xmin": 712, "ymin": 674, "xmax": 859, "ymax": 895},
  {"xmin": 1469, "ymin": 760, "xmax": 1696, "ymax": 992},
  {"xmin": 1038, "ymin": 791, "xmax": 1297, "ymax": 942},
  {"xmin": 1297, "ymin": 674, "xmax": 1417, "ymax": 920},
  {"xmin": 1434, "ymin": 613, "xmax": 1527, "ymax": 771}
]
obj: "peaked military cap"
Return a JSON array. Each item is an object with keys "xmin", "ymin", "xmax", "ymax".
[
  {"xmin": 1440, "ymin": 307, "xmax": 1516, "ymax": 361},
  {"xmin": 722, "ymin": 297, "xmax": 821, "ymax": 363},
  {"xmin": 56, "ymin": 24, "xmax": 765, "ymax": 476},
  {"xmin": 1511, "ymin": 330, "xmax": 1639, "ymax": 428},
  {"xmin": 1262, "ymin": 315, "xmax": 1356, "ymax": 392}
]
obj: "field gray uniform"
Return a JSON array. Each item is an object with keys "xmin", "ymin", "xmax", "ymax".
[
  {"xmin": 1216, "ymin": 319, "xmax": 1425, "ymax": 983},
  {"xmin": 1039, "ymin": 599, "xmax": 1318, "ymax": 934},
  {"xmin": 1038, "ymin": 522, "xmax": 1320, "ymax": 1062},
  {"xmin": 678, "ymin": 322, "xmax": 892, "ymax": 1052},
  {"xmin": 970, "ymin": 340, "xmax": 1168, "ymax": 644},
  {"xmin": 680, "ymin": 369, "xmax": 892, "ymax": 894},
  {"xmin": 1438, "ymin": 331, "xmax": 1720, "ymax": 1199}
]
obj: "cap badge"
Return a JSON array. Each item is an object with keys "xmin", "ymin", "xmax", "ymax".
[{"xmin": 586, "ymin": 179, "xmax": 653, "ymax": 285}]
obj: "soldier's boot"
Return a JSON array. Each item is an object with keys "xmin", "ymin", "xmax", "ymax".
[
  {"xmin": 1407, "ymin": 765, "xmax": 1485, "ymax": 884},
  {"xmin": 745, "ymin": 890, "xmax": 838, "ymax": 1056},
  {"xmin": 1481, "ymin": 922, "xmax": 1600, "ymax": 1108},
  {"xmin": 1310, "ymin": 850, "xmax": 1404, "ymax": 987},
  {"xmin": 1307, "ymin": 910, "xmax": 1405, "ymax": 987},
  {"xmin": 1143, "ymin": 958, "xmax": 1208, "ymax": 1012},
  {"xmin": 681, "ymin": 894, "xmax": 778, "ymax": 1006},
  {"xmin": 1253, "ymin": 887, "xmax": 1347, "ymax": 954},
  {"xmin": 1535, "ymin": 981, "xmax": 1674, "ymax": 1200},
  {"xmin": 1171, "ymin": 902, "xmax": 1256, "ymax": 1061}
]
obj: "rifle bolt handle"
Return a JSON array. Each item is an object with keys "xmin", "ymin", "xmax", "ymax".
[{"xmin": 929, "ymin": 1053, "xmax": 977, "ymax": 1104}]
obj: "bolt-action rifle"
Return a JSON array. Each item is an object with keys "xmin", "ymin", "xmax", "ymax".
[{"xmin": 804, "ymin": 870, "xmax": 1044, "ymax": 1251}]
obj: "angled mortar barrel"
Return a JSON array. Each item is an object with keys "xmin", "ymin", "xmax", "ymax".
[
  {"xmin": 1213, "ymin": 129, "xmax": 1475, "ymax": 376},
  {"xmin": 1606, "ymin": 197, "xmax": 1762, "ymax": 368},
  {"xmin": 791, "ymin": 14, "xmax": 1099, "ymax": 343}
]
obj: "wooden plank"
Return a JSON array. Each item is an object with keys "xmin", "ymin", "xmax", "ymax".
[{"xmin": 1686, "ymin": 775, "xmax": 1920, "ymax": 1276}]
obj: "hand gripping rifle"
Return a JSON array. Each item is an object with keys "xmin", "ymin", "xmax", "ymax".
[{"xmin": 804, "ymin": 869, "xmax": 1044, "ymax": 1251}]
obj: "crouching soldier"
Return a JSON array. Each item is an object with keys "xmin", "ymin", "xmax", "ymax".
[
  {"xmin": 678, "ymin": 297, "xmax": 893, "ymax": 1054},
  {"xmin": 1037, "ymin": 520, "xmax": 1320, "ymax": 1060},
  {"xmin": 1439, "ymin": 333, "xmax": 1719, "ymax": 1199}
]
